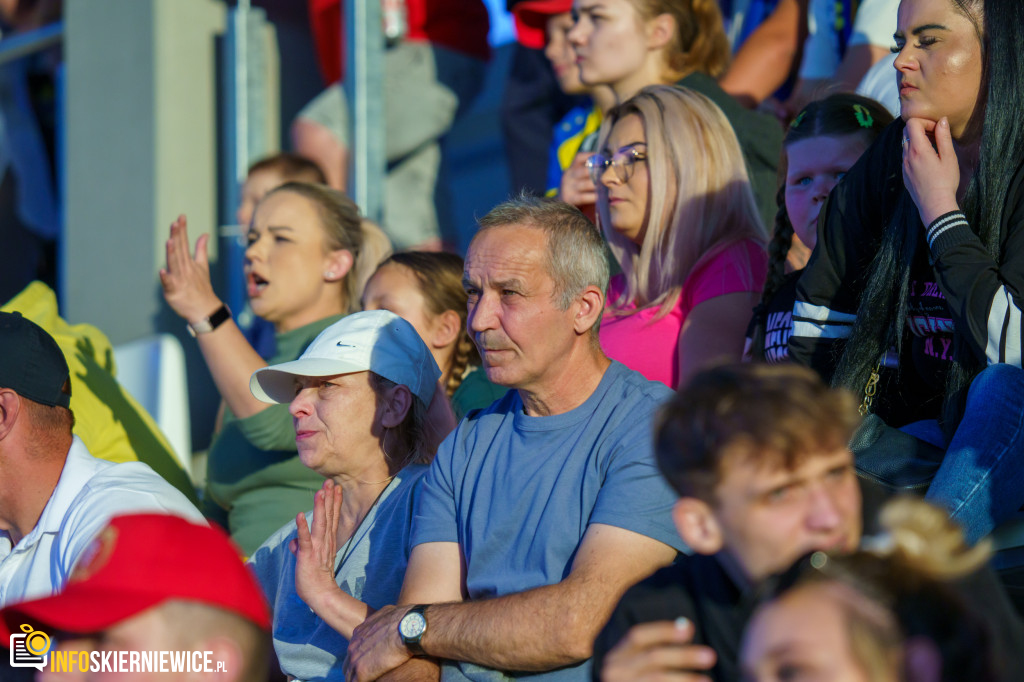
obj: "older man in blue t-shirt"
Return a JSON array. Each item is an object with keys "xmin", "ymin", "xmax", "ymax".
[{"xmin": 345, "ymin": 196, "xmax": 686, "ymax": 681}]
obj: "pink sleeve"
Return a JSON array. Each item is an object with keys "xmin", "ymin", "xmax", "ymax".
[{"xmin": 684, "ymin": 240, "xmax": 768, "ymax": 310}]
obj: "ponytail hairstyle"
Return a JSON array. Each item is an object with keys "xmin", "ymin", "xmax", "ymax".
[
  {"xmin": 353, "ymin": 218, "xmax": 394, "ymax": 302},
  {"xmin": 833, "ymin": 0, "xmax": 1024, "ymax": 432},
  {"xmin": 630, "ymin": 0, "xmax": 731, "ymax": 80},
  {"xmin": 597, "ymin": 85, "xmax": 765, "ymax": 317},
  {"xmin": 764, "ymin": 498, "xmax": 995, "ymax": 682},
  {"xmin": 761, "ymin": 94, "xmax": 893, "ymax": 308},
  {"xmin": 374, "ymin": 251, "xmax": 480, "ymax": 398},
  {"xmin": 265, "ymin": 182, "xmax": 364, "ymax": 314}
]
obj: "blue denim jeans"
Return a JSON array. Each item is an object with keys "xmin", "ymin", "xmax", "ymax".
[{"xmin": 919, "ymin": 364, "xmax": 1024, "ymax": 543}]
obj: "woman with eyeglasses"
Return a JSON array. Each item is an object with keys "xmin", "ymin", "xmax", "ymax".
[
  {"xmin": 567, "ymin": 0, "xmax": 782, "ymax": 227},
  {"xmin": 593, "ymin": 85, "xmax": 767, "ymax": 388}
]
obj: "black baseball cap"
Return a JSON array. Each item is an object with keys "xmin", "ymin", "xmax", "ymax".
[{"xmin": 0, "ymin": 311, "xmax": 71, "ymax": 408}]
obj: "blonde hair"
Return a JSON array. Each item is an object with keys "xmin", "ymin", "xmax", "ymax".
[
  {"xmin": 631, "ymin": 0, "xmax": 731, "ymax": 80},
  {"xmin": 353, "ymin": 218, "xmax": 394, "ymax": 302},
  {"xmin": 597, "ymin": 85, "xmax": 766, "ymax": 317},
  {"xmin": 264, "ymin": 182, "xmax": 364, "ymax": 314},
  {"xmin": 772, "ymin": 498, "xmax": 996, "ymax": 682}
]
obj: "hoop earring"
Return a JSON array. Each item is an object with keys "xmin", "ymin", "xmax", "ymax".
[{"xmin": 381, "ymin": 426, "xmax": 394, "ymax": 463}]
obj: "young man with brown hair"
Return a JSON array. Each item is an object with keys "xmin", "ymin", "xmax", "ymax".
[{"xmin": 595, "ymin": 363, "xmax": 1024, "ymax": 682}]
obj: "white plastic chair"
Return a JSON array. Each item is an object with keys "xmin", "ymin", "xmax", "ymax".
[{"xmin": 112, "ymin": 334, "xmax": 192, "ymax": 473}]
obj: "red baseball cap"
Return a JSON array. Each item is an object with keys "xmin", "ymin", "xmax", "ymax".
[
  {"xmin": 512, "ymin": 0, "xmax": 573, "ymax": 49},
  {"xmin": 0, "ymin": 514, "xmax": 270, "ymax": 639}
]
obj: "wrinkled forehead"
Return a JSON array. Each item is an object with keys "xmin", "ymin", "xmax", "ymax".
[{"xmin": 466, "ymin": 224, "xmax": 551, "ymax": 279}]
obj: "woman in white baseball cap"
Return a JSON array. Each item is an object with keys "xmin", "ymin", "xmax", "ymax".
[{"xmin": 246, "ymin": 310, "xmax": 453, "ymax": 681}]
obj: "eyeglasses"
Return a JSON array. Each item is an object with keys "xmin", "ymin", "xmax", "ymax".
[{"xmin": 586, "ymin": 146, "xmax": 648, "ymax": 185}]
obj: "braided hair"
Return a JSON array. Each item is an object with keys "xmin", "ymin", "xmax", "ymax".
[
  {"xmin": 374, "ymin": 252, "xmax": 480, "ymax": 398},
  {"xmin": 749, "ymin": 95, "xmax": 892, "ymax": 361},
  {"xmin": 760, "ymin": 183, "xmax": 796, "ymax": 309},
  {"xmin": 761, "ymin": 94, "xmax": 893, "ymax": 310}
]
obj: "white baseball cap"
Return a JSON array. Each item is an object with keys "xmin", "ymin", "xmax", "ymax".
[{"xmin": 250, "ymin": 310, "xmax": 441, "ymax": 406}]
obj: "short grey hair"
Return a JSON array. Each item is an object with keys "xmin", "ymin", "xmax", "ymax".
[{"xmin": 475, "ymin": 195, "xmax": 610, "ymax": 312}]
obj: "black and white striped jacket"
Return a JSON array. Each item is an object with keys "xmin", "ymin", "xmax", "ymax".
[{"xmin": 788, "ymin": 120, "xmax": 1024, "ymax": 423}]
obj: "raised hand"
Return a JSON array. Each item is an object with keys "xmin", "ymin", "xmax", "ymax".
[
  {"xmin": 159, "ymin": 214, "xmax": 222, "ymax": 324},
  {"xmin": 601, "ymin": 618, "xmax": 717, "ymax": 682},
  {"xmin": 902, "ymin": 117, "xmax": 962, "ymax": 226},
  {"xmin": 292, "ymin": 479, "xmax": 344, "ymax": 615},
  {"xmin": 560, "ymin": 151, "xmax": 599, "ymax": 208}
]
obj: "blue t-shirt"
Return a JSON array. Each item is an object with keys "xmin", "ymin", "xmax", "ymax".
[
  {"xmin": 248, "ymin": 464, "xmax": 427, "ymax": 682},
  {"xmin": 413, "ymin": 361, "xmax": 686, "ymax": 681}
]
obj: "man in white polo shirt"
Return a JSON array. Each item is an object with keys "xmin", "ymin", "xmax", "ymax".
[{"xmin": 0, "ymin": 311, "xmax": 203, "ymax": 607}]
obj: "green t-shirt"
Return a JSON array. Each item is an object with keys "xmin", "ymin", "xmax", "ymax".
[
  {"xmin": 205, "ymin": 315, "xmax": 343, "ymax": 555},
  {"xmin": 450, "ymin": 365, "xmax": 508, "ymax": 421}
]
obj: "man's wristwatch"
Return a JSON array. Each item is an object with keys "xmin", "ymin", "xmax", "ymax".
[
  {"xmin": 186, "ymin": 304, "xmax": 231, "ymax": 337},
  {"xmin": 398, "ymin": 604, "xmax": 429, "ymax": 656}
]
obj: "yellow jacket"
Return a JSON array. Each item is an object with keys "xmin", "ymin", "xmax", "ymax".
[{"xmin": 3, "ymin": 282, "xmax": 197, "ymax": 503}]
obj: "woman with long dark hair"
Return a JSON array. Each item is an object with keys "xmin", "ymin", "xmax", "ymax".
[{"xmin": 789, "ymin": 0, "xmax": 1024, "ymax": 542}]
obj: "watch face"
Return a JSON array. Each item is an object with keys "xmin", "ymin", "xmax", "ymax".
[{"xmin": 399, "ymin": 611, "xmax": 427, "ymax": 640}]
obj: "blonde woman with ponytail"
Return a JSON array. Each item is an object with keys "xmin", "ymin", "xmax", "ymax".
[
  {"xmin": 568, "ymin": 0, "xmax": 782, "ymax": 225},
  {"xmin": 742, "ymin": 497, "xmax": 1007, "ymax": 682},
  {"xmin": 361, "ymin": 251, "xmax": 506, "ymax": 419}
]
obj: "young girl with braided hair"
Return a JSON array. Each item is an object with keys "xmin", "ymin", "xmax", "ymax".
[
  {"xmin": 361, "ymin": 251, "xmax": 506, "ymax": 419},
  {"xmin": 746, "ymin": 93, "xmax": 892, "ymax": 363}
]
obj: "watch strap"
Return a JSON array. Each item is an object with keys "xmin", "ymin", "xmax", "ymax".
[{"xmin": 187, "ymin": 304, "xmax": 231, "ymax": 337}]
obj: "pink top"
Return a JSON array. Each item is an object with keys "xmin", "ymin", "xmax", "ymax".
[{"xmin": 600, "ymin": 240, "xmax": 768, "ymax": 387}]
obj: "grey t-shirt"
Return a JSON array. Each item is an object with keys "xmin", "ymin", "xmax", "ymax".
[
  {"xmin": 413, "ymin": 361, "xmax": 686, "ymax": 681},
  {"xmin": 248, "ymin": 464, "xmax": 427, "ymax": 682}
]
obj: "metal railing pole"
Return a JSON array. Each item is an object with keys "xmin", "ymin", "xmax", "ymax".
[
  {"xmin": 344, "ymin": 0, "xmax": 385, "ymax": 223},
  {"xmin": 221, "ymin": 0, "xmax": 251, "ymax": 319}
]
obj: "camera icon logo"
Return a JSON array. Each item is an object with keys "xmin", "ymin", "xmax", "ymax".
[{"xmin": 9, "ymin": 623, "xmax": 51, "ymax": 670}]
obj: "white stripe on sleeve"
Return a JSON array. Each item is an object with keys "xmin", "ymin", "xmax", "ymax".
[
  {"xmin": 791, "ymin": 302, "xmax": 857, "ymax": 340},
  {"xmin": 986, "ymin": 286, "xmax": 1023, "ymax": 367}
]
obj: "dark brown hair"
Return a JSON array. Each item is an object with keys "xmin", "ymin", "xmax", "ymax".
[
  {"xmin": 761, "ymin": 93, "xmax": 893, "ymax": 308},
  {"xmin": 655, "ymin": 363, "xmax": 860, "ymax": 501},
  {"xmin": 369, "ymin": 372, "xmax": 433, "ymax": 467}
]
